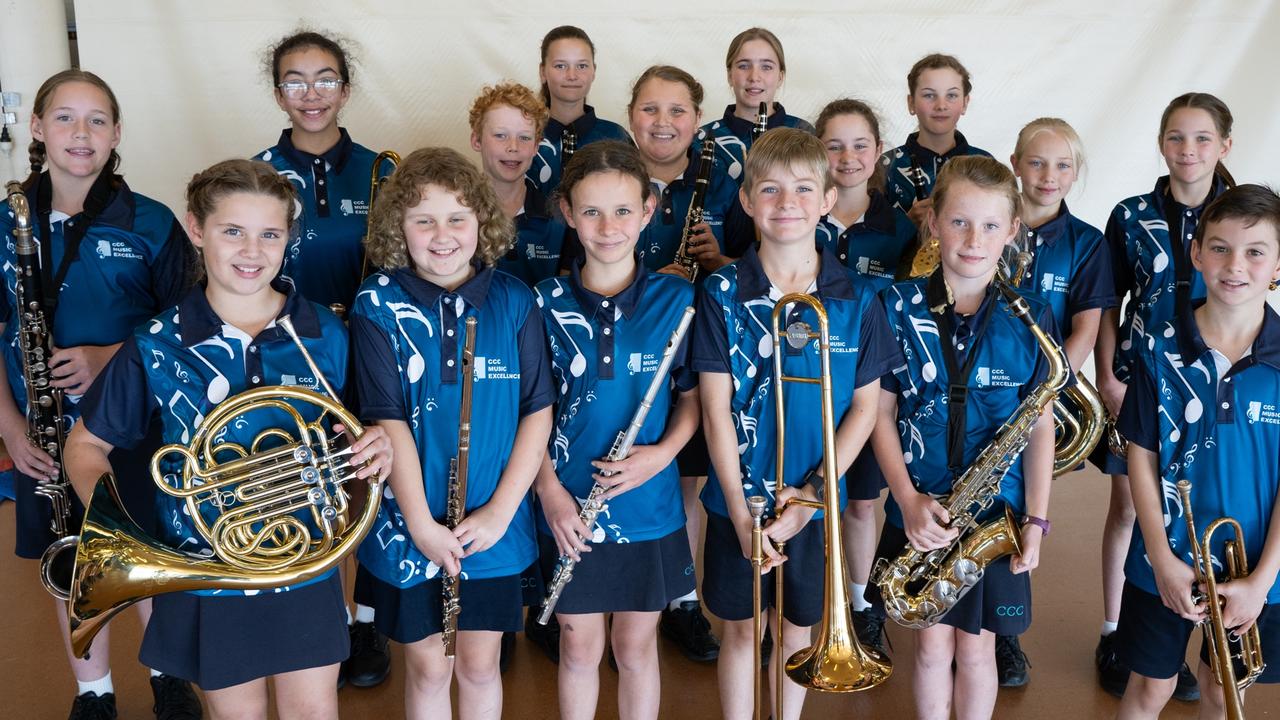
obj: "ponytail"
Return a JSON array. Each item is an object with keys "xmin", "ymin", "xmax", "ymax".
[
  {"xmin": 23, "ymin": 140, "xmax": 46, "ymax": 192},
  {"xmin": 1214, "ymin": 162, "xmax": 1237, "ymax": 190}
]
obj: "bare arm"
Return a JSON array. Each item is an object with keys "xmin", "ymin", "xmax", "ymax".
[
  {"xmin": 870, "ymin": 387, "xmax": 957, "ymax": 551},
  {"xmin": 1063, "ymin": 308, "xmax": 1101, "ymax": 373},
  {"xmin": 64, "ymin": 421, "xmax": 116, "ymax": 504},
  {"xmin": 1129, "ymin": 443, "xmax": 1201, "ymax": 621},
  {"xmin": 1011, "ymin": 404, "xmax": 1054, "ymax": 574},
  {"xmin": 1094, "ymin": 308, "xmax": 1125, "ymax": 415}
]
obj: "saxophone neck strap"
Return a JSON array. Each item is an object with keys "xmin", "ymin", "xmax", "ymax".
[
  {"xmin": 927, "ymin": 269, "xmax": 998, "ymax": 474},
  {"xmin": 34, "ymin": 170, "xmax": 117, "ymax": 318}
]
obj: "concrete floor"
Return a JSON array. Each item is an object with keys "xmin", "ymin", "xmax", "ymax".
[{"xmin": 2, "ymin": 465, "xmax": 1277, "ymax": 718}]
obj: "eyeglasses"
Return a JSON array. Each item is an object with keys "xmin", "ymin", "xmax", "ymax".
[{"xmin": 276, "ymin": 78, "xmax": 345, "ymax": 98}]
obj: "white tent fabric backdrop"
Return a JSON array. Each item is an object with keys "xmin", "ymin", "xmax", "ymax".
[{"xmin": 69, "ymin": 1, "xmax": 1280, "ymax": 235}]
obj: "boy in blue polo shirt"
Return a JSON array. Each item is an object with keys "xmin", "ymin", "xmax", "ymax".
[
  {"xmin": 870, "ymin": 156, "xmax": 1061, "ymax": 720},
  {"xmin": 1114, "ymin": 184, "xmax": 1280, "ymax": 719},
  {"xmin": 694, "ymin": 127, "xmax": 899, "ymax": 719},
  {"xmin": 881, "ymin": 53, "xmax": 992, "ymax": 230}
]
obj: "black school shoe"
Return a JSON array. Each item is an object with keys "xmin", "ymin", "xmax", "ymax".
[
  {"xmin": 525, "ymin": 608, "xmax": 562, "ymax": 664},
  {"xmin": 1095, "ymin": 633, "xmax": 1129, "ymax": 697},
  {"xmin": 344, "ymin": 621, "xmax": 391, "ymax": 688},
  {"xmin": 151, "ymin": 674, "xmax": 203, "ymax": 719},
  {"xmin": 68, "ymin": 691, "xmax": 117, "ymax": 720},
  {"xmin": 852, "ymin": 608, "xmax": 889, "ymax": 657},
  {"xmin": 659, "ymin": 600, "xmax": 720, "ymax": 662},
  {"xmin": 1173, "ymin": 661, "xmax": 1200, "ymax": 702},
  {"xmin": 994, "ymin": 634, "xmax": 1030, "ymax": 688}
]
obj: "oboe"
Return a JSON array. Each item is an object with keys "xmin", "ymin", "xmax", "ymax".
[
  {"xmin": 752, "ymin": 101, "xmax": 768, "ymax": 141},
  {"xmin": 5, "ymin": 182, "xmax": 76, "ymax": 600},
  {"xmin": 441, "ymin": 316, "xmax": 477, "ymax": 657},
  {"xmin": 537, "ymin": 306, "xmax": 696, "ymax": 623},
  {"xmin": 671, "ymin": 138, "xmax": 716, "ymax": 284}
]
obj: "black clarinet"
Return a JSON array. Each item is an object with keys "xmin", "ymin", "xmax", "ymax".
[
  {"xmin": 752, "ymin": 102, "xmax": 768, "ymax": 141},
  {"xmin": 672, "ymin": 137, "xmax": 716, "ymax": 283},
  {"xmin": 562, "ymin": 125, "xmax": 577, "ymax": 165}
]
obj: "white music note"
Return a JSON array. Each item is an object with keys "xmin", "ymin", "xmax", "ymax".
[
  {"xmin": 190, "ymin": 337, "xmax": 232, "ymax": 403},
  {"xmin": 386, "ymin": 301, "xmax": 432, "ymax": 383},
  {"xmin": 901, "ymin": 418, "xmax": 926, "ymax": 464},
  {"xmin": 1156, "ymin": 406, "xmax": 1182, "ymax": 442},
  {"xmin": 713, "ymin": 135, "xmax": 746, "ymax": 180},
  {"xmin": 150, "ymin": 349, "xmax": 165, "ymax": 369},
  {"xmin": 374, "ymin": 519, "xmax": 406, "ymax": 550},
  {"xmin": 743, "ymin": 299, "xmax": 774, "ymax": 359},
  {"xmin": 730, "ymin": 343, "xmax": 758, "ymax": 384},
  {"xmin": 550, "ymin": 309, "xmax": 593, "ymax": 378},
  {"xmin": 166, "ymin": 391, "xmax": 204, "ymax": 444},
  {"xmin": 1163, "ymin": 351, "xmax": 1204, "ymax": 423},
  {"xmin": 1137, "ymin": 219, "xmax": 1170, "ymax": 274},
  {"xmin": 908, "ymin": 315, "xmax": 939, "ymax": 382}
]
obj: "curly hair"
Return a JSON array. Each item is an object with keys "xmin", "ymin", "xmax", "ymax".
[
  {"xmin": 365, "ymin": 147, "xmax": 513, "ymax": 270},
  {"xmin": 264, "ymin": 29, "xmax": 356, "ymax": 86},
  {"xmin": 468, "ymin": 82, "xmax": 550, "ymax": 140}
]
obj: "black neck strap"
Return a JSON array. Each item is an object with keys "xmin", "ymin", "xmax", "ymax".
[
  {"xmin": 33, "ymin": 171, "xmax": 116, "ymax": 318},
  {"xmin": 926, "ymin": 269, "xmax": 997, "ymax": 473}
]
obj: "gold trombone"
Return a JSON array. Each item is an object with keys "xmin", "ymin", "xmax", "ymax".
[
  {"xmin": 753, "ymin": 293, "xmax": 892, "ymax": 720},
  {"xmin": 332, "ymin": 150, "xmax": 401, "ymax": 318},
  {"xmin": 1176, "ymin": 480, "xmax": 1266, "ymax": 719}
]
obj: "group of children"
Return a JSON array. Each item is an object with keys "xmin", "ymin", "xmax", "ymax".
[{"xmin": 3, "ymin": 20, "xmax": 1278, "ymax": 720}]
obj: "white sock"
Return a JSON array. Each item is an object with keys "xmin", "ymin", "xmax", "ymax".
[
  {"xmin": 77, "ymin": 673, "xmax": 113, "ymax": 697},
  {"xmin": 345, "ymin": 605, "xmax": 353, "ymax": 625},
  {"xmin": 1101, "ymin": 620, "xmax": 1118, "ymax": 636},
  {"xmin": 849, "ymin": 583, "xmax": 870, "ymax": 611},
  {"xmin": 355, "ymin": 604, "xmax": 376, "ymax": 624},
  {"xmin": 149, "ymin": 668, "xmax": 163, "ymax": 678},
  {"xmin": 668, "ymin": 589, "xmax": 698, "ymax": 610}
]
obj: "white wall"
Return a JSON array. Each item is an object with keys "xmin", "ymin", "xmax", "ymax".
[{"xmin": 43, "ymin": 0, "xmax": 1280, "ymax": 232}]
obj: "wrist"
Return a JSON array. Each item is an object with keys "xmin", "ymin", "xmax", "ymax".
[{"xmin": 1021, "ymin": 515, "xmax": 1051, "ymax": 537}]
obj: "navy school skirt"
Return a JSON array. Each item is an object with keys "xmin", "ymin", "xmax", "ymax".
[
  {"xmin": 362, "ymin": 564, "xmax": 532, "ymax": 644},
  {"xmin": 536, "ymin": 527, "xmax": 695, "ymax": 615}
]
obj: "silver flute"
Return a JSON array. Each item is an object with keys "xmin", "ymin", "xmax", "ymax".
[{"xmin": 538, "ymin": 306, "xmax": 695, "ymax": 623}]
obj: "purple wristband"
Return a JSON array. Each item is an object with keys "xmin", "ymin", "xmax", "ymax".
[{"xmin": 1021, "ymin": 515, "xmax": 1051, "ymax": 536}]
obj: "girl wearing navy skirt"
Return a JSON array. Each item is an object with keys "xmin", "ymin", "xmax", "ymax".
[
  {"xmin": 527, "ymin": 25, "xmax": 632, "ymax": 198},
  {"xmin": 534, "ymin": 141, "xmax": 699, "ymax": 719},
  {"xmin": 1092, "ymin": 93, "xmax": 1235, "ymax": 700},
  {"xmin": 814, "ymin": 98, "xmax": 917, "ymax": 657},
  {"xmin": 0, "ymin": 69, "xmax": 199, "ymax": 719},
  {"xmin": 64, "ymin": 159, "xmax": 393, "ymax": 719},
  {"xmin": 255, "ymin": 30, "xmax": 394, "ymax": 314},
  {"xmin": 468, "ymin": 81, "xmax": 569, "ymax": 286},
  {"xmin": 351, "ymin": 148, "xmax": 554, "ymax": 720}
]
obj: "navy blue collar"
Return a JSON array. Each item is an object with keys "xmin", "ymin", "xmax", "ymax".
[
  {"xmin": 391, "ymin": 262, "xmax": 494, "ymax": 311},
  {"xmin": 1151, "ymin": 174, "xmax": 1227, "ymax": 219},
  {"xmin": 1178, "ymin": 300, "xmax": 1280, "ymax": 372},
  {"xmin": 1027, "ymin": 201, "xmax": 1073, "ymax": 247},
  {"xmin": 733, "ymin": 243, "xmax": 854, "ymax": 302},
  {"xmin": 905, "ymin": 130, "xmax": 975, "ymax": 166},
  {"xmin": 30, "ymin": 172, "xmax": 134, "ymax": 232},
  {"xmin": 276, "ymin": 127, "xmax": 355, "ymax": 174},
  {"xmin": 522, "ymin": 177, "xmax": 552, "ymax": 220},
  {"xmin": 719, "ymin": 102, "xmax": 793, "ymax": 139},
  {"xmin": 178, "ymin": 277, "xmax": 320, "ymax": 348},
  {"xmin": 568, "ymin": 254, "xmax": 648, "ymax": 321},
  {"xmin": 831, "ymin": 190, "xmax": 897, "ymax": 259},
  {"xmin": 545, "ymin": 104, "xmax": 601, "ymax": 143}
]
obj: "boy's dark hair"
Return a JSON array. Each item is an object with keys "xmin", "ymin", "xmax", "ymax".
[
  {"xmin": 557, "ymin": 140, "xmax": 652, "ymax": 209},
  {"xmin": 1194, "ymin": 184, "xmax": 1280, "ymax": 249}
]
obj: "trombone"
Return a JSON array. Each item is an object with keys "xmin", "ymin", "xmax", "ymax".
[
  {"xmin": 1176, "ymin": 480, "xmax": 1266, "ymax": 719},
  {"xmin": 333, "ymin": 150, "xmax": 401, "ymax": 318},
  {"xmin": 752, "ymin": 292, "xmax": 892, "ymax": 720}
]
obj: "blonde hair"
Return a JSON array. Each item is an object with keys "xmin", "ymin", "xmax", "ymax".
[
  {"xmin": 741, "ymin": 127, "xmax": 831, "ymax": 194},
  {"xmin": 932, "ymin": 156, "xmax": 1020, "ymax": 222},
  {"xmin": 467, "ymin": 82, "xmax": 550, "ymax": 140},
  {"xmin": 1012, "ymin": 117, "xmax": 1086, "ymax": 180},
  {"xmin": 724, "ymin": 27, "xmax": 786, "ymax": 73},
  {"xmin": 365, "ymin": 148, "xmax": 513, "ymax": 270}
]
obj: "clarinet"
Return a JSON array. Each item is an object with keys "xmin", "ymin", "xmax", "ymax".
[
  {"xmin": 562, "ymin": 125, "xmax": 577, "ymax": 165},
  {"xmin": 752, "ymin": 101, "xmax": 768, "ymax": 141},
  {"xmin": 671, "ymin": 137, "xmax": 716, "ymax": 284},
  {"xmin": 537, "ymin": 306, "xmax": 696, "ymax": 623},
  {"xmin": 907, "ymin": 156, "xmax": 931, "ymax": 202},
  {"xmin": 5, "ymin": 182, "xmax": 75, "ymax": 600},
  {"xmin": 441, "ymin": 315, "xmax": 477, "ymax": 657}
]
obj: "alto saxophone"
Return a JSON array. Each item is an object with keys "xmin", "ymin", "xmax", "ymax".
[
  {"xmin": 873, "ymin": 281, "xmax": 1069, "ymax": 629},
  {"xmin": 5, "ymin": 181, "xmax": 77, "ymax": 601},
  {"xmin": 672, "ymin": 136, "xmax": 716, "ymax": 284},
  {"xmin": 537, "ymin": 306, "xmax": 695, "ymax": 623},
  {"xmin": 441, "ymin": 315, "xmax": 478, "ymax": 657}
]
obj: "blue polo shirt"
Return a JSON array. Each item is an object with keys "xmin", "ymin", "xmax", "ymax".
[
  {"xmin": 527, "ymin": 104, "xmax": 632, "ymax": 197},
  {"xmin": 496, "ymin": 178, "xmax": 570, "ymax": 287},
  {"xmin": 637, "ymin": 148, "xmax": 739, "ymax": 271},
  {"xmin": 879, "ymin": 273, "xmax": 1065, "ymax": 529},
  {"xmin": 1009, "ymin": 203, "xmax": 1116, "ymax": 336},
  {"xmin": 80, "ymin": 280, "xmax": 347, "ymax": 595},
  {"xmin": 255, "ymin": 128, "xmax": 394, "ymax": 310},
  {"xmin": 1108, "ymin": 175, "xmax": 1226, "ymax": 384},
  {"xmin": 691, "ymin": 245, "xmax": 900, "ymax": 517},
  {"xmin": 820, "ymin": 189, "xmax": 918, "ymax": 292},
  {"xmin": 1118, "ymin": 304, "xmax": 1280, "ymax": 603},
  {"xmin": 0, "ymin": 175, "xmax": 192, "ymax": 422},
  {"xmin": 351, "ymin": 265, "xmax": 554, "ymax": 586},
  {"xmin": 534, "ymin": 259, "xmax": 696, "ymax": 542},
  {"xmin": 881, "ymin": 131, "xmax": 993, "ymax": 214},
  {"xmin": 696, "ymin": 103, "xmax": 816, "ymax": 185}
]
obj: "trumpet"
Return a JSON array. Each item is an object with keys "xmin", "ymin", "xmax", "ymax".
[
  {"xmin": 1176, "ymin": 480, "xmax": 1266, "ymax": 719},
  {"xmin": 65, "ymin": 315, "xmax": 382, "ymax": 658},
  {"xmin": 753, "ymin": 293, "xmax": 892, "ymax": 720}
]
